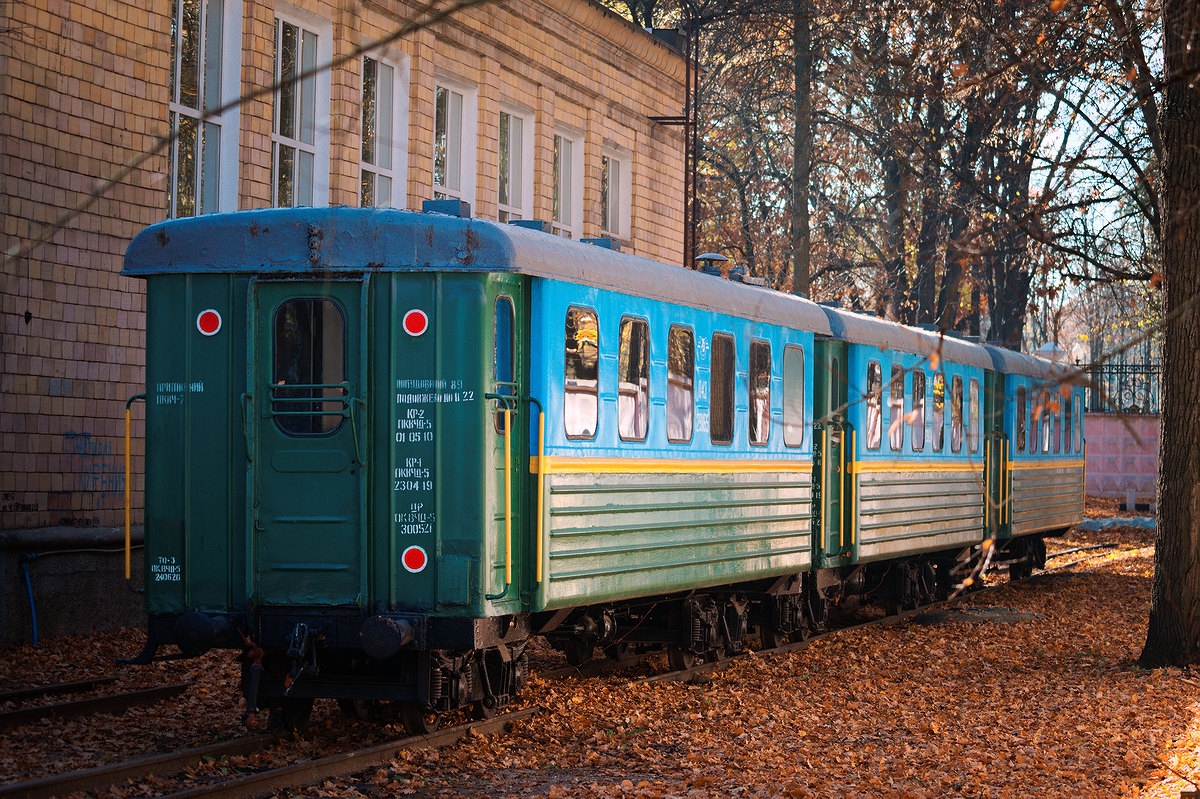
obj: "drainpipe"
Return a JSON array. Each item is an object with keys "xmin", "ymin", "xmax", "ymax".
[{"xmin": 20, "ymin": 553, "xmax": 38, "ymax": 646}]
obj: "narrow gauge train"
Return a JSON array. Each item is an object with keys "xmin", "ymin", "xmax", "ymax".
[{"xmin": 121, "ymin": 206, "xmax": 1085, "ymax": 732}]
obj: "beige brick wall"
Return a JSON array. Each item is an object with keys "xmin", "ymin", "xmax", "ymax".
[
  {"xmin": 0, "ymin": 0, "xmax": 686, "ymax": 532},
  {"xmin": 1, "ymin": 0, "xmax": 166, "ymax": 530}
]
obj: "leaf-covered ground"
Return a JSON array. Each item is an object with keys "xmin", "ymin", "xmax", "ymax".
[{"xmin": 3, "ymin": 507, "xmax": 1198, "ymax": 798}]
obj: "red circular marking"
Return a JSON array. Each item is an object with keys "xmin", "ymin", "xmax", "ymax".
[
  {"xmin": 402, "ymin": 545, "xmax": 428, "ymax": 573},
  {"xmin": 197, "ymin": 309, "xmax": 222, "ymax": 336},
  {"xmin": 403, "ymin": 309, "xmax": 429, "ymax": 337}
]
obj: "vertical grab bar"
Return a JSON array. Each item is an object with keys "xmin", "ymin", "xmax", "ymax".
[{"xmin": 124, "ymin": 394, "xmax": 146, "ymax": 581}]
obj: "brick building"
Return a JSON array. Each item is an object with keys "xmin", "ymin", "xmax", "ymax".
[{"xmin": 0, "ymin": 0, "xmax": 687, "ymax": 643}]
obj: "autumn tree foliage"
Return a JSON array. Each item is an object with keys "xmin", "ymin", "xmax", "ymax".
[{"xmin": 604, "ymin": 0, "xmax": 1164, "ymax": 351}]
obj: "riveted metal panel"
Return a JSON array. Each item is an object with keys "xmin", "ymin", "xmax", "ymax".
[
  {"xmin": 538, "ymin": 468, "xmax": 813, "ymax": 609},
  {"xmin": 1010, "ymin": 463, "xmax": 1086, "ymax": 535},
  {"xmin": 855, "ymin": 468, "xmax": 985, "ymax": 561}
]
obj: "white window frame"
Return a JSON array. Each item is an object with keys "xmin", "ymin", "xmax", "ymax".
[
  {"xmin": 498, "ymin": 105, "xmax": 533, "ymax": 222},
  {"xmin": 433, "ymin": 78, "xmax": 477, "ymax": 205},
  {"xmin": 168, "ymin": 0, "xmax": 241, "ymax": 217},
  {"xmin": 552, "ymin": 129, "xmax": 583, "ymax": 238},
  {"xmin": 600, "ymin": 148, "xmax": 632, "ymax": 240},
  {"xmin": 360, "ymin": 48, "xmax": 409, "ymax": 208},
  {"xmin": 271, "ymin": 5, "xmax": 331, "ymax": 208}
]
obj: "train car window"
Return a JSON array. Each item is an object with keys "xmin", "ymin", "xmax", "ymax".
[
  {"xmin": 1053, "ymin": 400, "xmax": 1062, "ymax": 454},
  {"xmin": 968, "ymin": 378, "xmax": 980, "ymax": 453},
  {"xmin": 783, "ymin": 345, "xmax": 805, "ymax": 447},
  {"xmin": 888, "ymin": 364, "xmax": 905, "ymax": 451},
  {"xmin": 1039, "ymin": 392, "xmax": 1051, "ymax": 453},
  {"xmin": 494, "ymin": 297, "xmax": 515, "ymax": 434},
  {"xmin": 710, "ymin": 333, "xmax": 735, "ymax": 445},
  {"xmin": 1064, "ymin": 388, "xmax": 1073, "ymax": 453},
  {"xmin": 950, "ymin": 375, "xmax": 963, "ymax": 453},
  {"xmin": 564, "ymin": 307, "xmax": 599, "ymax": 439},
  {"xmin": 667, "ymin": 325, "xmax": 694, "ymax": 443},
  {"xmin": 1074, "ymin": 393, "xmax": 1083, "ymax": 452},
  {"xmin": 749, "ymin": 340, "xmax": 771, "ymax": 446},
  {"xmin": 911, "ymin": 370, "xmax": 926, "ymax": 451},
  {"xmin": 1016, "ymin": 386, "xmax": 1027, "ymax": 453},
  {"xmin": 618, "ymin": 317, "xmax": 650, "ymax": 442},
  {"xmin": 865, "ymin": 361, "xmax": 882, "ymax": 451},
  {"xmin": 272, "ymin": 298, "xmax": 347, "ymax": 436},
  {"xmin": 932, "ymin": 372, "xmax": 945, "ymax": 452}
]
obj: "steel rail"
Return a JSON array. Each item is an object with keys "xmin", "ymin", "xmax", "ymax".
[
  {"xmin": 155, "ymin": 707, "xmax": 540, "ymax": 799},
  {"xmin": 0, "ymin": 683, "xmax": 191, "ymax": 729},
  {"xmin": 0, "ymin": 676, "xmax": 116, "ymax": 704},
  {"xmin": 0, "ymin": 735, "xmax": 274, "ymax": 799}
]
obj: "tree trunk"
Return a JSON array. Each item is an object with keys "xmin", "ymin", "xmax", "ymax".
[
  {"xmin": 790, "ymin": 0, "xmax": 812, "ymax": 297},
  {"xmin": 1139, "ymin": 0, "xmax": 1200, "ymax": 668}
]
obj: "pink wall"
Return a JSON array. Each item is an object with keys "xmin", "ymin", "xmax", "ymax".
[{"xmin": 1084, "ymin": 413, "xmax": 1160, "ymax": 502}]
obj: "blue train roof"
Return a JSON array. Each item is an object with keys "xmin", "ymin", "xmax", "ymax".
[{"xmin": 123, "ymin": 207, "xmax": 834, "ymax": 336}]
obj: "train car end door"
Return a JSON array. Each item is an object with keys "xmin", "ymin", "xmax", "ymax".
[{"xmin": 248, "ymin": 280, "xmax": 366, "ymax": 608}]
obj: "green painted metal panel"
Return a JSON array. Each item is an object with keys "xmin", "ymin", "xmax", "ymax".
[
  {"xmin": 812, "ymin": 339, "xmax": 853, "ymax": 567},
  {"xmin": 855, "ymin": 469, "xmax": 984, "ymax": 561},
  {"xmin": 248, "ymin": 280, "xmax": 366, "ymax": 608},
  {"xmin": 539, "ymin": 470, "xmax": 813, "ymax": 609},
  {"xmin": 383, "ymin": 272, "xmax": 528, "ymax": 618},
  {"xmin": 143, "ymin": 275, "xmax": 246, "ymax": 615}
]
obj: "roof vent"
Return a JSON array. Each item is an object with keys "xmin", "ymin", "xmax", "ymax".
[
  {"xmin": 423, "ymin": 199, "xmax": 472, "ymax": 218},
  {"xmin": 508, "ymin": 219, "xmax": 552, "ymax": 233},
  {"xmin": 729, "ymin": 265, "xmax": 768, "ymax": 287},
  {"xmin": 695, "ymin": 252, "xmax": 728, "ymax": 276},
  {"xmin": 582, "ymin": 237, "xmax": 622, "ymax": 251}
]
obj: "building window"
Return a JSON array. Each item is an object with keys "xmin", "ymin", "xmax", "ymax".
[
  {"xmin": 667, "ymin": 326, "xmax": 694, "ymax": 443},
  {"xmin": 749, "ymin": 340, "xmax": 771, "ymax": 446},
  {"xmin": 552, "ymin": 132, "xmax": 582, "ymax": 238},
  {"xmin": 888, "ymin": 364, "xmax": 905, "ymax": 451},
  {"xmin": 499, "ymin": 109, "xmax": 531, "ymax": 222},
  {"xmin": 911, "ymin": 370, "xmax": 926, "ymax": 451},
  {"xmin": 709, "ymin": 334, "xmax": 735, "ymax": 445},
  {"xmin": 272, "ymin": 13, "xmax": 329, "ymax": 207},
  {"xmin": 601, "ymin": 151, "xmax": 631, "ymax": 239},
  {"xmin": 783, "ymin": 345, "xmax": 805, "ymax": 448},
  {"xmin": 361, "ymin": 54, "xmax": 407, "ymax": 208},
  {"xmin": 564, "ymin": 307, "xmax": 599, "ymax": 439},
  {"xmin": 865, "ymin": 361, "xmax": 882, "ymax": 451},
  {"xmin": 434, "ymin": 85, "xmax": 463, "ymax": 200},
  {"xmin": 169, "ymin": 0, "xmax": 238, "ymax": 217},
  {"xmin": 618, "ymin": 318, "xmax": 650, "ymax": 442}
]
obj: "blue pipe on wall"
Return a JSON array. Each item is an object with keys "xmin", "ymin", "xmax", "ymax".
[{"xmin": 20, "ymin": 553, "xmax": 38, "ymax": 646}]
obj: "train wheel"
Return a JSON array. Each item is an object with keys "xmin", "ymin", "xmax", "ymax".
[
  {"xmin": 401, "ymin": 703, "xmax": 440, "ymax": 735},
  {"xmin": 604, "ymin": 642, "xmax": 633, "ymax": 662},
  {"xmin": 270, "ymin": 697, "xmax": 313, "ymax": 732},
  {"xmin": 469, "ymin": 701, "xmax": 498, "ymax": 721},
  {"xmin": 759, "ymin": 625, "xmax": 790, "ymax": 649},
  {"xmin": 564, "ymin": 638, "xmax": 594, "ymax": 666},
  {"xmin": 666, "ymin": 645, "xmax": 697, "ymax": 671},
  {"xmin": 337, "ymin": 698, "xmax": 376, "ymax": 720}
]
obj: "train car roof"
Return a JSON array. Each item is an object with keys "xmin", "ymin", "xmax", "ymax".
[
  {"xmin": 983, "ymin": 343, "xmax": 1084, "ymax": 384},
  {"xmin": 820, "ymin": 306, "xmax": 995, "ymax": 369},
  {"xmin": 124, "ymin": 207, "xmax": 834, "ymax": 336}
]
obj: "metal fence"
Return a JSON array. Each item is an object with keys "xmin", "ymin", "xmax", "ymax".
[{"xmin": 1084, "ymin": 361, "xmax": 1161, "ymax": 414}]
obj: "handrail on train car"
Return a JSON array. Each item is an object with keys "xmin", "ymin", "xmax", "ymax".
[
  {"xmin": 124, "ymin": 394, "xmax": 146, "ymax": 581},
  {"xmin": 485, "ymin": 399, "xmax": 515, "ymax": 601}
]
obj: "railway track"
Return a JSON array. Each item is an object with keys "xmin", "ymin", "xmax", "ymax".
[
  {"xmin": 0, "ymin": 540, "xmax": 1128, "ymax": 799},
  {"xmin": 0, "ymin": 681, "xmax": 191, "ymax": 729},
  {"xmin": 0, "ymin": 708, "xmax": 539, "ymax": 799}
]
